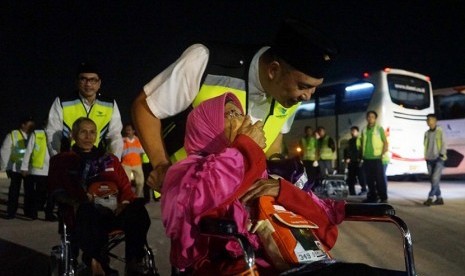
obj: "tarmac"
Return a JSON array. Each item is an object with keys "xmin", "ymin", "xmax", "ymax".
[{"xmin": 1, "ymin": 172, "xmax": 464, "ymax": 276}]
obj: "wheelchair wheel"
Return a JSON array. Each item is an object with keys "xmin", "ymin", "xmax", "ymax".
[{"xmin": 141, "ymin": 243, "xmax": 160, "ymax": 276}]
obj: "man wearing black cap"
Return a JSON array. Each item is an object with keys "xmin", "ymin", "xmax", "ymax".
[
  {"xmin": 46, "ymin": 62, "xmax": 123, "ymax": 159},
  {"xmin": 132, "ymin": 18, "xmax": 338, "ymax": 192}
]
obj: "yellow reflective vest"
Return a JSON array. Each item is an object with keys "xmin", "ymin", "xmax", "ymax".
[
  {"xmin": 301, "ymin": 136, "xmax": 318, "ymax": 161},
  {"xmin": 62, "ymin": 97, "xmax": 114, "ymax": 148},
  {"xmin": 31, "ymin": 130, "xmax": 47, "ymax": 169},
  {"xmin": 9, "ymin": 130, "xmax": 27, "ymax": 165}
]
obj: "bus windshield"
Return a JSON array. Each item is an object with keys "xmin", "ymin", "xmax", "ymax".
[{"xmin": 387, "ymin": 74, "xmax": 431, "ymax": 109}]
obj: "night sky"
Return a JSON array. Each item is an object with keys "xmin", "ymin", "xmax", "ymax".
[{"xmin": 1, "ymin": 1, "xmax": 465, "ymax": 139}]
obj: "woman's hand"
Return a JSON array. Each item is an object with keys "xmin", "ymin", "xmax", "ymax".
[
  {"xmin": 237, "ymin": 116, "xmax": 266, "ymax": 149},
  {"xmin": 240, "ymin": 178, "xmax": 280, "ymax": 204}
]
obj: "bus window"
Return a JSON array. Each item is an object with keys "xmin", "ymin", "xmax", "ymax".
[
  {"xmin": 341, "ymin": 82, "xmax": 375, "ymax": 114},
  {"xmin": 295, "ymin": 99, "xmax": 316, "ymax": 120},
  {"xmin": 318, "ymin": 94, "xmax": 336, "ymax": 116},
  {"xmin": 435, "ymin": 93, "xmax": 465, "ymax": 120},
  {"xmin": 387, "ymin": 74, "xmax": 431, "ymax": 109}
]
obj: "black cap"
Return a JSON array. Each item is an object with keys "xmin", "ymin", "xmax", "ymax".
[
  {"xmin": 76, "ymin": 62, "xmax": 101, "ymax": 78},
  {"xmin": 272, "ymin": 18, "xmax": 338, "ymax": 79}
]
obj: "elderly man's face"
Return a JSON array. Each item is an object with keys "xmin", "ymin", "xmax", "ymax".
[
  {"xmin": 74, "ymin": 121, "xmax": 97, "ymax": 152},
  {"xmin": 77, "ymin": 73, "xmax": 101, "ymax": 99}
]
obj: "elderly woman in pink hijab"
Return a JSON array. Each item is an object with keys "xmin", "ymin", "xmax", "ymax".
[{"xmin": 161, "ymin": 93, "xmax": 345, "ymax": 274}]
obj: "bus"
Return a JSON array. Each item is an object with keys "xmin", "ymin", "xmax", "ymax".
[
  {"xmin": 433, "ymin": 86, "xmax": 465, "ymax": 176},
  {"xmin": 285, "ymin": 68, "xmax": 434, "ymax": 176}
]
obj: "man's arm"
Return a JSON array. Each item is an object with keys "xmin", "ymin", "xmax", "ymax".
[
  {"xmin": 107, "ymin": 100, "xmax": 123, "ymax": 159},
  {"xmin": 45, "ymin": 97, "xmax": 63, "ymax": 156},
  {"xmin": 131, "ymin": 91, "xmax": 170, "ymax": 191}
]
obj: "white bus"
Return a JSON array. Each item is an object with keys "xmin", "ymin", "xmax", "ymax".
[
  {"xmin": 433, "ymin": 86, "xmax": 465, "ymax": 176},
  {"xmin": 285, "ymin": 68, "xmax": 434, "ymax": 176}
]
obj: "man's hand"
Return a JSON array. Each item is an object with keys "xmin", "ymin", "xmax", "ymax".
[
  {"xmin": 240, "ymin": 178, "xmax": 280, "ymax": 204},
  {"xmin": 20, "ymin": 170, "xmax": 29, "ymax": 178},
  {"xmin": 237, "ymin": 116, "xmax": 266, "ymax": 149},
  {"xmin": 146, "ymin": 163, "xmax": 171, "ymax": 192}
]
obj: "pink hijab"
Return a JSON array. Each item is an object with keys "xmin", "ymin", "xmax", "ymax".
[{"xmin": 184, "ymin": 93, "xmax": 243, "ymax": 155}]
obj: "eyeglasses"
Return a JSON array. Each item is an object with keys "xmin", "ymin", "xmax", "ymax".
[
  {"xmin": 79, "ymin": 77, "xmax": 100, "ymax": 85},
  {"xmin": 224, "ymin": 109, "xmax": 244, "ymax": 119}
]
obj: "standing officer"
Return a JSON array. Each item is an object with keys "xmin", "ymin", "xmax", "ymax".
[
  {"xmin": 360, "ymin": 111, "xmax": 388, "ymax": 203},
  {"xmin": 132, "ymin": 18, "xmax": 338, "ymax": 192},
  {"xmin": 20, "ymin": 122, "xmax": 57, "ymax": 221},
  {"xmin": 0, "ymin": 116, "xmax": 35, "ymax": 219},
  {"xmin": 46, "ymin": 62, "xmax": 123, "ymax": 158}
]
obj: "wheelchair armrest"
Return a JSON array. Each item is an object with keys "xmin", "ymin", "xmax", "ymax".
[
  {"xmin": 345, "ymin": 203, "xmax": 395, "ymax": 218},
  {"xmin": 198, "ymin": 217, "xmax": 238, "ymax": 236}
]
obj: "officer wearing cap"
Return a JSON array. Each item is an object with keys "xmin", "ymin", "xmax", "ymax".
[
  {"xmin": 46, "ymin": 62, "xmax": 123, "ymax": 159},
  {"xmin": 132, "ymin": 18, "xmax": 338, "ymax": 192}
]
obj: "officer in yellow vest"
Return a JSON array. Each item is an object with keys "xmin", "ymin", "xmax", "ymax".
[
  {"xmin": 132, "ymin": 18, "xmax": 338, "ymax": 192},
  {"xmin": 20, "ymin": 125, "xmax": 57, "ymax": 221},
  {"xmin": 46, "ymin": 62, "xmax": 123, "ymax": 159},
  {"xmin": 317, "ymin": 126, "xmax": 336, "ymax": 177},
  {"xmin": 299, "ymin": 126, "xmax": 320, "ymax": 182},
  {"xmin": 360, "ymin": 110, "xmax": 388, "ymax": 203},
  {"xmin": 0, "ymin": 116, "xmax": 35, "ymax": 219}
]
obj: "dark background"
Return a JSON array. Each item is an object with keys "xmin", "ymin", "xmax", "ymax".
[{"xmin": 1, "ymin": 0, "xmax": 464, "ymax": 140}]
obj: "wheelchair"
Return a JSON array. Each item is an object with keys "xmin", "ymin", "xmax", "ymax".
[
  {"xmin": 191, "ymin": 203, "xmax": 415, "ymax": 276},
  {"xmin": 50, "ymin": 203, "xmax": 160, "ymax": 276}
]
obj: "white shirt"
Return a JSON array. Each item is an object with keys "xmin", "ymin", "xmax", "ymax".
[
  {"xmin": 46, "ymin": 94, "xmax": 123, "ymax": 158},
  {"xmin": 143, "ymin": 44, "xmax": 294, "ymax": 133},
  {"xmin": 20, "ymin": 131, "xmax": 49, "ymax": 176},
  {"xmin": 0, "ymin": 129, "xmax": 29, "ymax": 172}
]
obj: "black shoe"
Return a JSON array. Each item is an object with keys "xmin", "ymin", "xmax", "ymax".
[
  {"xmin": 358, "ymin": 190, "xmax": 367, "ymax": 196},
  {"xmin": 126, "ymin": 259, "xmax": 150, "ymax": 276},
  {"xmin": 423, "ymin": 198, "xmax": 433, "ymax": 206},
  {"xmin": 5, "ymin": 214, "xmax": 16, "ymax": 220},
  {"xmin": 379, "ymin": 199, "xmax": 388, "ymax": 203},
  {"xmin": 45, "ymin": 213, "xmax": 58, "ymax": 222},
  {"xmin": 433, "ymin": 198, "xmax": 444, "ymax": 205}
]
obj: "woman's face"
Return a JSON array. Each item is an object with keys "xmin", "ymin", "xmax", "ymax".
[{"xmin": 223, "ymin": 101, "xmax": 244, "ymax": 143}]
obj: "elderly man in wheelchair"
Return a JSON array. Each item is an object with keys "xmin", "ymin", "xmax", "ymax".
[
  {"xmin": 48, "ymin": 117, "xmax": 154, "ymax": 276},
  {"xmin": 160, "ymin": 93, "xmax": 414, "ymax": 276}
]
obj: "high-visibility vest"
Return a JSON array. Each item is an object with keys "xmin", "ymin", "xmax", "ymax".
[
  {"xmin": 31, "ymin": 130, "xmax": 47, "ymax": 169},
  {"xmin": 9, "ymin": 130, "xmax": 27, "ymax": 165},
  {"xmin": 424, "ymin": 127, "xmax": 447, "ymax": 161},
  {"xmin": 122, "ymin": 136, "xmax": 144, "ymax": 166},
  {"xmin": 61, "ymin": 96, "xmax": 114, "ymax": 148},
  {"xmin": 163, "ymin": 43, "xmax": 299, "ymax": 163},
  {"xmin": 319, "ymin": 135, "xmax": 334, "ymax": 160},
  {"xmin": 361, "ymin": 124, "xmax": 385, "ymax": 158},
  {"xmin": 301, "ymin": 136, "xmax": 318, "ymax": 160}
]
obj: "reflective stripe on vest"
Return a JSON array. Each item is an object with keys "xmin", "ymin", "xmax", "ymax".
[
  {"xmin": 10, "ymin": 130, "xmax": 27, "ymax": 164},
  {"xmin": 31, "ymin": 130, "xmax": 47, "ymax": 169},
  {"xmin": 301, "ymin": 137, "xmax": 317, "ymax": 160},
  {"xmin": 319, "ymin": 136, "xmax": 334, "ymax": 160},
  {"xmin": 62, "ymin": 99, "xmax": 113, "ymax": 147},
  {"xmin": 361, "ymin": 125, "xmax": 384, "ymax": 158},
  {"xmin": 169, "ymin": 74, "xmax": 299, "ymax": 163}
]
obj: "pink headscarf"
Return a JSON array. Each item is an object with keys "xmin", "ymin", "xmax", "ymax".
[{"xmin": 184, "ymin": 93, "xmax": 244, "ymax": 155}]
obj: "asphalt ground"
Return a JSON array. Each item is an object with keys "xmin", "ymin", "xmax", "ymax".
[{"xmin": 1, "ymin": 173, "xmax": 464, "ymax": 276}]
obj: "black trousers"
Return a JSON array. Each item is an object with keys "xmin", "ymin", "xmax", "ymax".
[
  {"xmin": 7, "ymin": 171, "xmax": 28, "ymax": 217},
  {"xmin": 75, "ymin": 199, "xmax": 151, "ymax": 264},
  {"xmin": 346, "ymin": 162, "xmax": 367, "ymax": 195},
  {"xmin": 363, "ymin": 159, "xmax": 388, "ymax": 201},
  {"xmin": 23, "ymin": 175, "xmax": 55, "ymax": 218}
]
